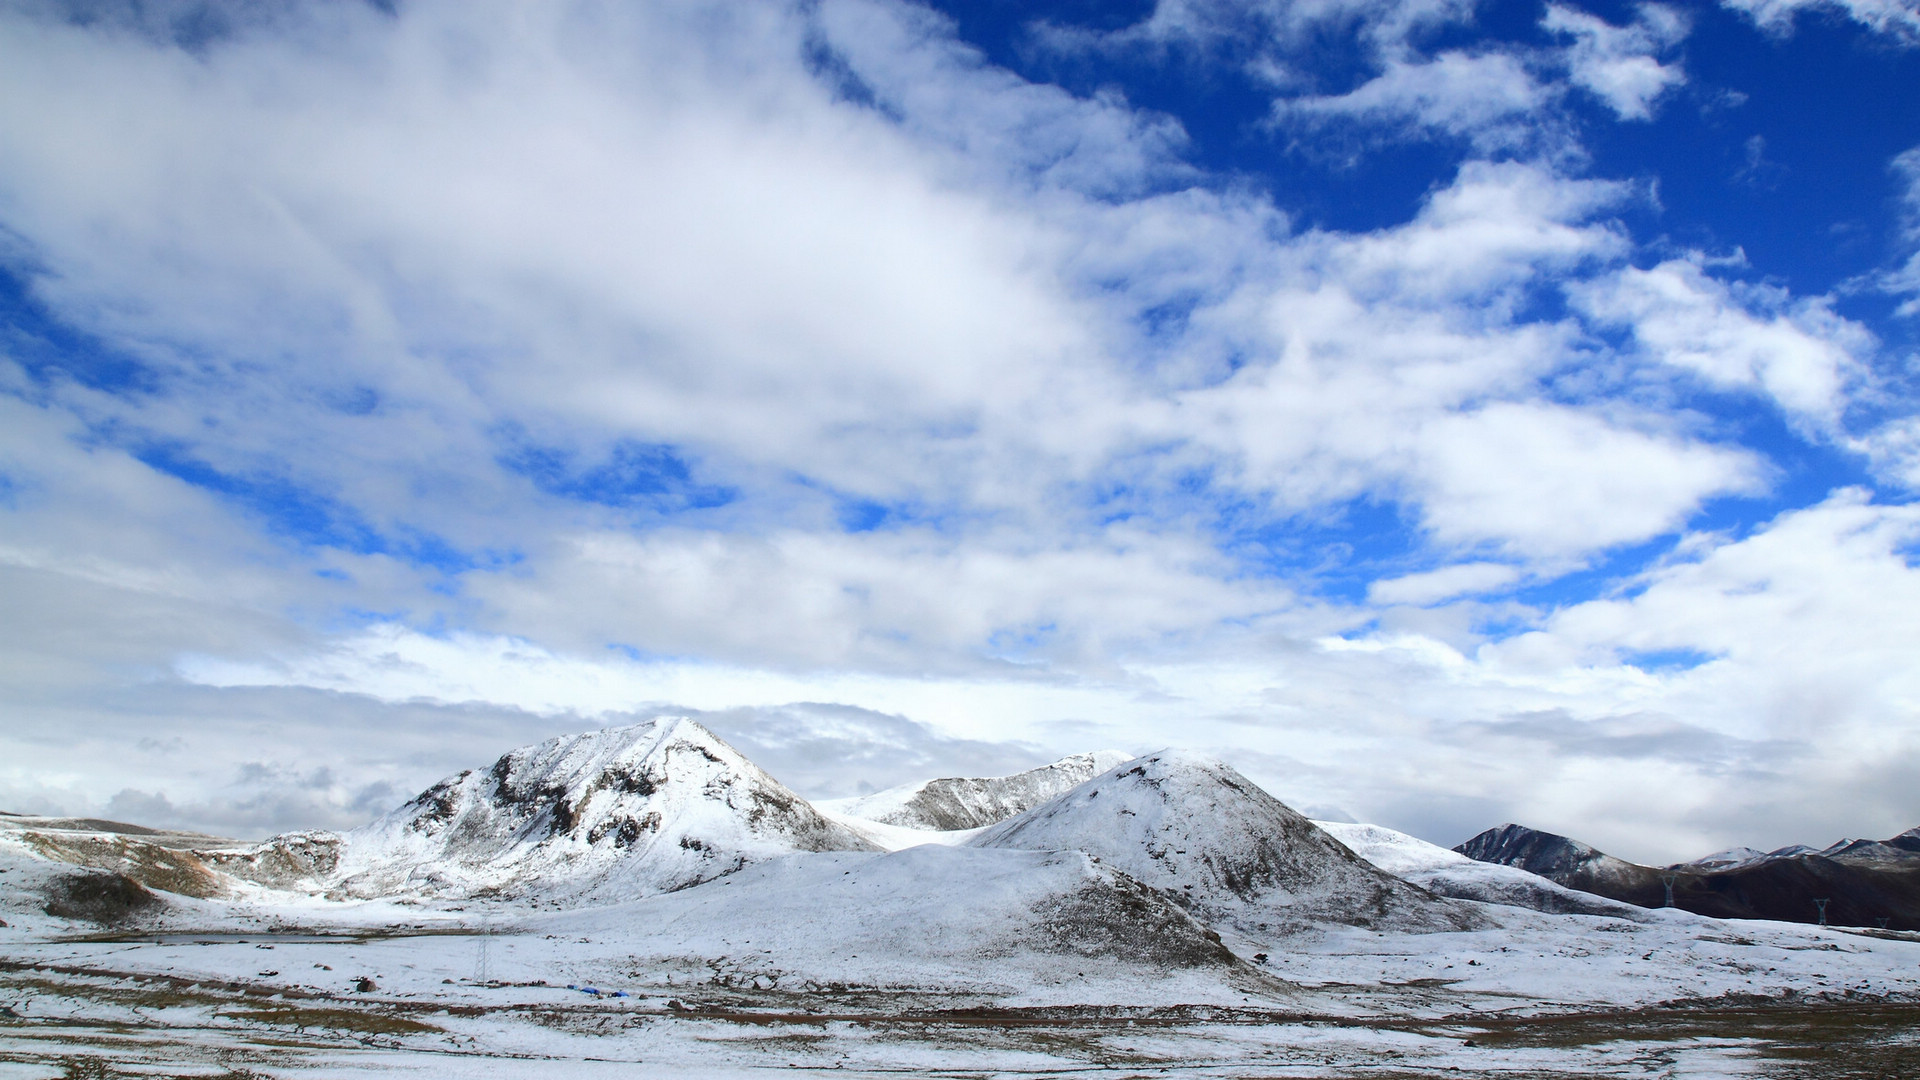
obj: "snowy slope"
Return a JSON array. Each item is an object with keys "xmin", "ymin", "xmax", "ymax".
[
  {"xmin": 540, "ymin": 844, "xmax": 1283, "ymax": 1006},
  {"xmin": 820, "ymin": 750, "xmax": 1135, "ymax": 831},
  {"xmin": 1316, "ymin": 822, "xmax": 1640, "ymax": 918},
  {"xmin": 330, "ymin": 717, "xmax": 876, "ymax": 901},
  {"xmin": 970, "ymin": 751, "xmax": 1481, "ymax": 936}
]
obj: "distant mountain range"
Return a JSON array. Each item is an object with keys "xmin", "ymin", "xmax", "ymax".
[
  {"xmin": 1456, "ymin": 824, "xmax": 1920, "ymax": 930},
  {"xmin": 11, "ymin": 720, "xmax": 1916, "ymax": 941},
  {"xmin": 4, "ymin": 718, "xmax": 1485, "ymax": 941}
]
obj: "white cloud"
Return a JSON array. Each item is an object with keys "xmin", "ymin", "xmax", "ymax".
[
  {"xmin": 463, "ymin": 525, "xmax": 1300, "ymax": 674},
  {"xmin": 1321, "ymin": 161, "xmax": 1633, "ymax": 302},
  {"xmin": 1723, "ymin": 0, "xmax": 1920, "ymax": 43},
  {"xmin": 1570, "ymin": 259, "xmax": 1871, "ymax": 429},
  {"xmin": 1368, "ymin": 561, "xmax": 1523, "ymax": 605},
  {"xmin": 1173, "ymin": 164, "xmax": 1753, "ymax": 557},
  {"xmin": 1278, "ymin": 51, "xmax": 1559, "ymax": 154},
  {"xmin": 1888, "ymin": 144, "xmax": 1920, "ymax": 315},
  {"xmin": 1408, "ymin": 402, "xmax": 1764, "ymax": 556},
  {"xmin": 1038, "ymin": 0, "xmax": 1482, "ymax": 70},
  {"xmin": 1542, "ymin": 3, "xmax": 1688, "ymax": 121}
]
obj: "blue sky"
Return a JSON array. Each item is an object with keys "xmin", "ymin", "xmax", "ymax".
[{"xmin": 2, "ymin": 0, "xmax": 1920, "ymax": 861}]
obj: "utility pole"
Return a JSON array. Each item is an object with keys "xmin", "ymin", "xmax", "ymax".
[{"xmin": 1813, "ymin": 898, "xmax": 1829, "ymax": 927}]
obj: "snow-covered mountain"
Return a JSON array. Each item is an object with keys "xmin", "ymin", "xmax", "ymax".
[
  {"xmin": 1814, "ymin": 834, "xmax": 1920, "ymax": 865},
  {"xmin": 1453, "ymin": 824, "xmax": 1650, "ymax": 895},
  {"xmin": 329, "ymin": 717, "xmax": 877, "ymax": 901},
  {"xmin": 1457, "ymin": 822, "xmax": 1920, "ymax": 929},
  {"xmin": 1672, "ymin": 847, "xmax": 1771, "ymax": 872},
  {"xmin": 1316, "ymin": 822, "xmax": 1639, "ymax": 918},
  {"xmin": 970, "ymin": 751, "xmax": 1480, "ymax": 935},
  {"xmin": 820, "ymin": 750, "xmax": 1135, "ymax": 831}
]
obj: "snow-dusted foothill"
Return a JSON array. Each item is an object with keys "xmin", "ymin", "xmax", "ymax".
[
  {"xmin": 538, "ymin": 844, "xmax": 1284, "ymax": 1005},
  {"xmin": 0, "ymin": 813, "xmax": 247, "ymax": 902},
  {"xmin": 1316, "ymin": 821, "xmax": 1640, "ymax": 918},
  {"xmin": 971, "ymin": 751, "xmax": 1483, "ymax": 936},
  {"xmin": 329, "ymin": 717, "xmax": 877, "ymax": 902},
  {"xmin": 821, "ymin": 750, "xmax": 1135, "ymax": 831}
]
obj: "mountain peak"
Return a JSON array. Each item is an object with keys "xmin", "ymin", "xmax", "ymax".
[
  {"xmin": 1454, "ymin": 824, "xmax": 1619, "ymax": 878},
  {"xmin": 821, "ymin": 749, "xmax": 1136, "ymax": 831},
  {"xmin": 333, "ymin": 717, "xmax": 875, "ymax": 900},
  {"xmin": 971, "ymin": 750, "xmax": 1477, "ymax": 934}
]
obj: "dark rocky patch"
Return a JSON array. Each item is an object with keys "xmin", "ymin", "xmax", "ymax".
[
  {"xmin": 42, "ymin": 871, "xmax": 161, "ymax": 923},
  {"xmin": 1032, "ymin": 873, "xmax": 1237, "ymax": 969}
]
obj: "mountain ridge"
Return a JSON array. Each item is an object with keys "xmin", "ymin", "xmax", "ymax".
[
  {"xmin": 820, "ymin": 750, "xmax": 1136, "ymax": 831},
  {"xmin": 1456, "ymin": 822, "xmax": 1920, "ymax": 929}
]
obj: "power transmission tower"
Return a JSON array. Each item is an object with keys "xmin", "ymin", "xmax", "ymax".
[
  {"xmin": 1813, "ymin": 898, "xmax": 1829, "ymax": 927},
  {"xmin": 474, "ymin": 920, "xmax": 493, "ymax": 984},
  {"xmin": 1660, "ymin": 874, "xmax": 1677, "ymax": 908}
]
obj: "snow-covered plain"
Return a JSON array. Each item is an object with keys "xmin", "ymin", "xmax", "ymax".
[{"xmin": 3, "ymin": 721, "xmax": 1919, "ymax": 1077}]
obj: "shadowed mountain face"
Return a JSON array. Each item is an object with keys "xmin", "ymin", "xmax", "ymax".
[
  {"xmin": 1454, "ymin": 824, "xmax": 1654, "ymax": 896},
  {"xmin": 1456, "ymin": 824, "xmax": 1920, "ymax": 930}
]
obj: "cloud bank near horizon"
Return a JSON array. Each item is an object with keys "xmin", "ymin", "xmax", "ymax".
[{"xmin": 2, "ymin": 0, "xmax": 1918, "ymax": 863}]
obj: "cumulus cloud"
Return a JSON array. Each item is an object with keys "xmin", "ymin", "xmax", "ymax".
[
  {"xmin": 1569, "ymin": 259, "xmax": 1871, "ymax": 430},
  {"xmin": 1407, "ymin": 402, "xmax": 1763, "ymax": 556},
  {"xmin": 1288, "ymin": 493, "xmax": 1920, "ymax": 859},
  {"xmin": 1542, "ymin": 3, "xmax": 1688, "ymax": 121}
]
